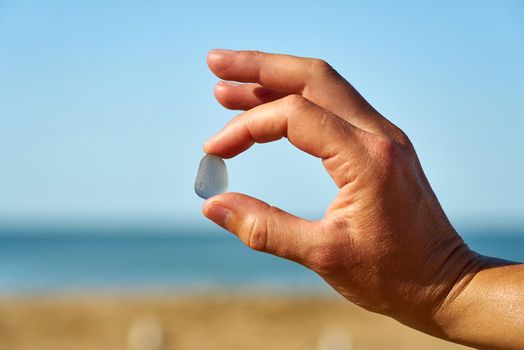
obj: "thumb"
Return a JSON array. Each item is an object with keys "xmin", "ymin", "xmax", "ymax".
[{"xmin": 202, "ymin": 192, "xmax": 320, "ymax": 265}]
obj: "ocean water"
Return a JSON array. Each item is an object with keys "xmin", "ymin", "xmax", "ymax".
[{"xmin": 0, "ymin": 225, "xmax": 522, "ymax": 295}]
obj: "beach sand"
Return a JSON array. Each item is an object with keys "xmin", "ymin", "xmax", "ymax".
[{"xmin": 0, "ymin": 294, "xmax": 471, "ymax": 350}]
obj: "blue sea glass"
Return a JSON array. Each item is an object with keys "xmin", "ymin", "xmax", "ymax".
[{"xmin": 194, "ymin": 154, "xmax": 228, "ymax": 199}]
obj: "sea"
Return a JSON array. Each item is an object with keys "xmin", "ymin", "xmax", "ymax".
[{"xmin": 0, "ymin": 224, "xmax": 522, "ymax": 296}]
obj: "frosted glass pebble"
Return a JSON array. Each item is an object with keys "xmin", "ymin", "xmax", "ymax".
[{"xmin": 194, "ymin": 154, "xmax": 228, "ymax": 199}]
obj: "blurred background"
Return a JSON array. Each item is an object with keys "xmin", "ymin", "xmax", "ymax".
[{"xmin": 0, "ymin": 0, "xmax": 523, "ymax": 349}]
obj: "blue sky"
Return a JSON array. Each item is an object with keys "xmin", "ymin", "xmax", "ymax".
[{"xmin": 1, "ymin": 0, "xmax": 523, "ymax": 228}]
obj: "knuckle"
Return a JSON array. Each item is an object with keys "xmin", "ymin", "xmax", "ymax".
[
  {"xmin": 250, "ymin": 50, "xmax": 264, "ymax": 61},
  {"xmin": 370, "ymin": 136, "xmax": 400, "ymax": 170},
  {"xmin": 392, "ymin": 129, "xmax": 412, "ymax": 148},
  {"xmin": 244, "ymin": 216, "xmax": 268, "ymax": 252},
  {"xmin": 309, "ymin": 58, "xmax": 335, "ymax": 76}
]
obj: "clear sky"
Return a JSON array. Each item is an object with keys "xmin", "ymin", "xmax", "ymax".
[{"xmin": 1, "ymin": 0, "xmax": 523, "ymax": 228}]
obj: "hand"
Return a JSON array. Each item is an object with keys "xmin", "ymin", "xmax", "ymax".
[{"xmin": 202, "ymin": 49, "xmax": 524, "ymax": 349}]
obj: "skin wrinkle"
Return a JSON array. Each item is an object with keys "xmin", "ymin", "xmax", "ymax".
[
  {"xmin": 209, "ymin": 201, "xmax": 229, "ymax": 223},
  {"xmin": 301, "ymin": 227, "xmax": 327, "ymax": 264},
  {"xmin": 322, "ymin": 126, "xmax": 371, "ymax": 188},
  {"xmin": 286, "ymin": 216, "xmax": 317, "ymax": 266},
  {"xmin": 325, "ymin": 186, "xmax": 357, "ymax": 216},
  {"xmin": 434, "ymin": 253, "xmax": 492, "ymax": 323},
  {"xmin": 277, "ymin": 98, "xmax": 290, "ymax": 139},
  {"xmin": 251, "ymin": 51, "xmax": 264, "ymax": 83},
  {"xmin": 246, "ymin": 210, "xmax": 263, "ymax": 252},
  {"xmin": 324, "ymin": 218, "xmax": 356, "ymax": 277},
  {"xmin": 415, "ymin": 230, "xmax": 479, "ymax": 323},
  {"xmin": 416, "ymin": 238, "xmax": 465, "ymax": 310},
  {"xmin": 322, "ymin": 152, "xmax": 353, "ymax": 188},
  {"xmin": 242, "ymin": 115, "xmax": 259, "ymax": 146},
  {"xmin": 265, "ymin": 205, "xmax": 286, "ymax": 257}
]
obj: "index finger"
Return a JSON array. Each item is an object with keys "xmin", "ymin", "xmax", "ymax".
[
  {"xmin": 204, "ymin": 95, "xmax": 366, "ymax": 189},
  {"xmin": 204, "ymin": 95, "xmax": 358, "ymax": 159}
]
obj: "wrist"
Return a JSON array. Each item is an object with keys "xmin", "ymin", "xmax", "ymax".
[
  {"xmin": 430, "ymin": 253, "xmax": 502, "ymax": 345},
  {"xmin": 385, "ymin": 230, "xmax": 485, "ymax": 338}
]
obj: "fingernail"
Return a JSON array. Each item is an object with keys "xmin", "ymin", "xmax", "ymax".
[
  {"xmin": 203, "ymin": 133, "xmax": 220, "ymax": 152},
  {"xmin": 210, "ymin": 49, "xmax": 235, "ymax": 56},
  {"xmin": 217, "ymin": 80, "xmax": 240, "ymax": 87},
  {"xmin": 205, "ymin": 202, "xmax": 231, "ymax": 229}
]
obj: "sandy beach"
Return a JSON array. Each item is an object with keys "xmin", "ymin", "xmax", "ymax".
[{"xmin": 0, "ymin": 293, "xmax": 472, "ymax": 350}]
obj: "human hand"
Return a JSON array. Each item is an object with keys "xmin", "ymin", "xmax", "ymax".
[{"xmin": 201, "ymin": 49, "xmax": 520, "ymax": 348}]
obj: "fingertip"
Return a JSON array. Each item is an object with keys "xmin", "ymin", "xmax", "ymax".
[
  {"xmin": 202, "ymin": 197, "xmax": 232, "ymax": 229},
  {"xmin": 213, "ymin": 82, "xmax": 239, "ymax": 110},
  {"xmin": 203, "ymin": 132, "xmax": 220, "ymax": 155},
  {"xmin": 213, "ymin": 81, "xmax": 228, "ymax": 99},
  {"xmin": 203, "ymin": 192, "xmax": 245, "ymax": 209},
  {"xmin": 207, "ymin": 49, "xmax": 235, "ymax": 73},
  {"xmin": 203, "ymin": 131, "xmax": 252, "ymax": 160},
  {"xmin": 206, "ymin": 51, "xmax": 221, "ymax": 70},
  {"xmin": 202, "ymin": 142, "xmax": 211, "ymax": 154},
  {"xmin": 202, "ymin": 195, "xmax": 219, "ymax": 214}
]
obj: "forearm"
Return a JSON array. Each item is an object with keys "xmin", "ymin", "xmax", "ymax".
[{"xmin": 435, "ymin": 258, "xmax": 524, "ymax": 350}]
